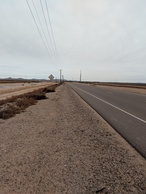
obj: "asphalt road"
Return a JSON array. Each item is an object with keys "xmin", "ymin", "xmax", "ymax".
[{"xmin": 68, "ymin": 83, "xmax": 146, "ymax": 159}]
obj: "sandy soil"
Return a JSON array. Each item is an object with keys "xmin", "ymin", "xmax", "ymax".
[
  {"xmin": 0, "ymin": 82, "xmax": 55, "ymax": 100},
  {"xmin": 92, "ymin": 84, "xmax": 146, "ymax": 95},
  {"xmin": 0, "ymin": 84, "xmax": 146, "ymax": 194}
]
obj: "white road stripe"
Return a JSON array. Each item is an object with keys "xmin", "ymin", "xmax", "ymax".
[{"xmin": 73, "ymin": 86, "xmax": 146, "ymax": 124}]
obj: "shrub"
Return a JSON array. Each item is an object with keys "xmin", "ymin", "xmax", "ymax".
[{"xmin": 0, "ymin": 84, "xmax": 59, "ymax": 119}]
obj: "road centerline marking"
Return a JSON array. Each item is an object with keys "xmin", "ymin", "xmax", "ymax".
[{"xmin": 73, "ymin": 86, "xmax": 146, "ymax": 124}]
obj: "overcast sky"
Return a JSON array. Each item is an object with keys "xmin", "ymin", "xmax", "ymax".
[{"xmin": 0, "ymin": 0, "xmax": 146, "ymax": 82}]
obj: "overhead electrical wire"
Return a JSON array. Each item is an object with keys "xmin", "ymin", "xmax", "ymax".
[
  {"xmin": 25, "ymin": 0, "xmax": 56, "ymax": 65},
  {"xmin": 44, "ymin": 0, "xmax": 60, "ymax": 64},
  {"xmin": 26, "ymin": 0, "xmax": 53, "ymax": 63},
  {"xmin": 39, "ymin": 0, "xmax": 58, "ymax": 65},
  {"xmin": 31, "ymin": 0, "xmax": 56, "ymax": 65}
]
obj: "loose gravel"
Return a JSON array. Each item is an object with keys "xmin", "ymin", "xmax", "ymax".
[{"xmin": 0, "ymin": 84, "xmax": 146, "ymax": 194}]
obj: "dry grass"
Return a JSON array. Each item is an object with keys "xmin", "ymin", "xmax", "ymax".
[
  {"xmin": 0, "ymin": 84, "xmax": 60, "ymax": 120},
  {"xmin": 89, "ymin": 82, "xmax": 146, "ymax": 89}
]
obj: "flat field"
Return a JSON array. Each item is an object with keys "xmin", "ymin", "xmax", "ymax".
[{"xmin": 0, "ymin": 81, "xmax": 56, "ymax": 100}]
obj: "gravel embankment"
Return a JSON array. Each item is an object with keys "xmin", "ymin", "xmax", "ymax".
[{"xmin": 0, "ymin": 83, "xmax": 146, "ymax": 194}]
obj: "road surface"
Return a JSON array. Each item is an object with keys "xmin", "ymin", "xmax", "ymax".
[{"xmin": 68, "ymin": 83, "xmax": 146, "ymax": 159}]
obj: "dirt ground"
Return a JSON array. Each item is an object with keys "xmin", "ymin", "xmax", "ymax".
[
  {"xmin": 0, "ymin": 82, "xmax": 55, "ymax": 100},
  {"xmin": 97, "ymin": 85, "xmax": 146, "ymax": 95},
  {"xmin": 0, "ymin": 84, "xmax": 146, "ymax": 194}
]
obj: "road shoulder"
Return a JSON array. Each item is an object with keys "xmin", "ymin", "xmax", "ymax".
[{"xmin": 0, "ymin": 83, "xmax": 146, "ymax": 193}]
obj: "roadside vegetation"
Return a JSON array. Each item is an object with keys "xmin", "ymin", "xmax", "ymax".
[
  {"xmin": 89, "ymin": 82, "xmax": 146, "ymax": 89},
  {"xmin": 0, "ymin": 84, "xmax": 59, "ymax": 120}
]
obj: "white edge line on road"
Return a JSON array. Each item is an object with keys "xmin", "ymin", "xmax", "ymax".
[{"xmin": 73, "ymin": 86, "xmax": 146, "ymax": 124}]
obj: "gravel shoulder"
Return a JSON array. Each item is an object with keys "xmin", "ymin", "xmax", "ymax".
[{"xmin": 0, "ymin": 83, "xmax": 146, "ymax": 194}]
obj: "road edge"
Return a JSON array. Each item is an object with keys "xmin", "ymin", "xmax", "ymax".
[{"xmin": 67, "ymin": 83, "xmax": 146, "ymax": 164}]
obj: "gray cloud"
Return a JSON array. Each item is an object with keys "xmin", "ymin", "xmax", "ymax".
[{"xmin": 0, "ymin": 0, "xmax": 146, "ymax": 81}]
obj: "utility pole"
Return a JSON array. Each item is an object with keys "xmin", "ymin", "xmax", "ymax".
[
  {"xmin": 60, "ymin": 69, "xmax": 62, "ymax": 83},
  {"xmin": 62, "ymin": 75, "xmax": 64, "ymax": 82},
  {"xmin": 80, "ymin": 70, "xmax": 82, "ymax": 82}
]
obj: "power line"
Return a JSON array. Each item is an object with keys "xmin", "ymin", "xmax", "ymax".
[
  {"xmin": 25, "ymin": 0, "xmax": 54, "ymax": 64},
  {"xmin": 44, "ymin": 0, "xmax": 60, "ymax": 64},
  {"xmin": 31, "ymin": 0, "xmax": 56, "ymax": 65},
  {"xmin": 39, "ymin": 0, "xmax": 58, "ymax": 65}
]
